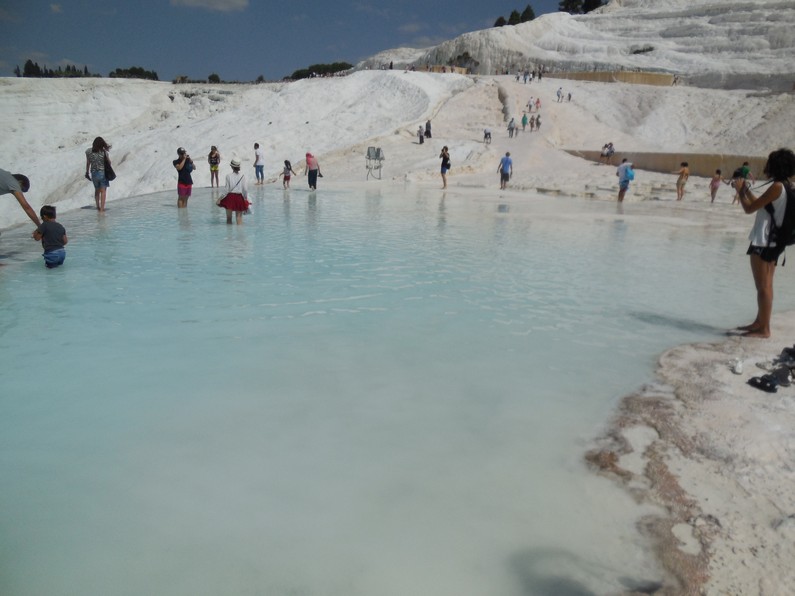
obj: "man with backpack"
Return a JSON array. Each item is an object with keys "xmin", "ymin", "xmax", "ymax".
[
  {"xmin": 732, "ymin": 148, "xmax": 795, "ymax": 339},
  {"xmin": 616, "ymin": 158, "xmax": 634, "ymax": 202}
]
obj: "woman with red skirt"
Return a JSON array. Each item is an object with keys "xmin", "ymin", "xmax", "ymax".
[{"xmin": 219, "ymin": 158, "xmax": 249, "ymax": 224}]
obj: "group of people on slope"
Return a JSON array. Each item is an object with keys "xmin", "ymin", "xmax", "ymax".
[
  {"xmin": 507, "ymin": 114, "xmax": 541, "ymax": 138},
  {"xmin": 417, "ymin": 120, "xmax": 432, "ymax": 144}
]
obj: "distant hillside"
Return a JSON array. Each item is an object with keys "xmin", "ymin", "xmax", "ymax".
[{"xmin": 356, "ymin": 0, "xmax": 795, "ymax": 90}]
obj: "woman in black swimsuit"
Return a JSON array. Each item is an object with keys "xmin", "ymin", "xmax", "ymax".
[{"xmin": 439, "ymin": 146, "xmax": 450, "ymax": 189}]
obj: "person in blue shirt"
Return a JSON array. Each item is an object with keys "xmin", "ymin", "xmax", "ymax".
[
  {"xmin": 616, "ymin": 158, "xmax": 634, "ymax": 202},
  {"xmin": 498, "ymin": 152, "xmax": 513, "ymax": 190}
]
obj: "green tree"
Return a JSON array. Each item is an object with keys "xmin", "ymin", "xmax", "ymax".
[
  {"xmin": 23, "ymin": 60, "xmax": 40, "ymax": 77},
  {"xmin": 14, "ymin": 64, "xmax": 21, "ymax": 77},
  {"xmin": 508, "ymin": 9, "xmax": 522, "ymax": 25},
  {"xmin": 559, "ymin": 0, "xmax": 583, "ymax": 13},
  {"xmin": 288, "ymin": 61, "xmax": 352, "ymax": 80},
  {"xmin": 208, "ymin": 73, "xmax": 220, "ymax": 83},
  {"xmin": 494, "ymin": 16, "xmax": 507, "ymax": 27},
  {"xmin": 583, "ymin": 0, "xmax": 603, "ymax": 12},
  {"xmin": 109, "ymin": 66, "xmax": 159, "ymax": 80},
  {"xmin": 520, "ymin": 5, "xmax": 536, "ymax": 21}
]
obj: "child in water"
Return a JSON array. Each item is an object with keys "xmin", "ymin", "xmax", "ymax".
[
  {"xmin": 280, "ymin": 160, "xmax": 296, "ymax": 189},
  {"xmin": 208, "ymin": 146, "xmax": 221, "ymax": 188},
  {"xmin": 709, "ymin": 169, "xmax": 722, "ymax": 203},
  {"xmin": 32, "ymin": 205, "xmax": 68, "ymax": 268}
]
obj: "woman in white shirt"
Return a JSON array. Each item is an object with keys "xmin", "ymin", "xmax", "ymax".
[
  {"xmin": 734, "ymin": 148, "xmax": 795, "ymax": 337},
  {"xmin": 218, "ymin": 158, "xmax": 249, "ymax": 225}
]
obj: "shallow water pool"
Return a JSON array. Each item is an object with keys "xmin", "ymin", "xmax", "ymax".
[{"xmin": 2, "ymin": 185, "xmax": 791, "ymax": 595}]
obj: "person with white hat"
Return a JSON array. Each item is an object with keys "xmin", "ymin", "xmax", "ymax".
[{"xmin": 217, "ymin": 158, "xmax": 249, "ymax": 224}]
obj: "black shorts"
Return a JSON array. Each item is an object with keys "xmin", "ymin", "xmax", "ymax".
[{"xmin": 747, "ymin": 244, "xmax": 783, "ymax": 263}]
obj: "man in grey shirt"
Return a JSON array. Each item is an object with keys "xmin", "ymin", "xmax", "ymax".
[{"xmin": 1, "ymin": 169, "xmax": 40, "ymax": 226}]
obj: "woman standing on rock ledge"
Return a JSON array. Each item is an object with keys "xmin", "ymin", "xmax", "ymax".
[{"xmin": 733, "ymin": 147, "xmax": 795, "ymax": 338}]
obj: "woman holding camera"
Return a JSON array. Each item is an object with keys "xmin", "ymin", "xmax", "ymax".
[
  {"xmin": 173, "ymin": 147, "xmax": 194, "ymax": 208},
  {"xmin": 734, "ymin": 148, "xmax": 795, "ymax": 338}
]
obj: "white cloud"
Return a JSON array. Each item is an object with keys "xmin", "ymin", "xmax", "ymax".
[
  {"xmin": 50, "ymin": 4, "xmax": 63, "ymax": 13},
  {"xmin": 398, "ymin": 22, "xmax": 425, "ymax": 34},
  {"xmin": 170, "ymin": 0, "xmax": 248, "ymax": 12},
  {"xmin": 352, "ymin": 2, "xmax": 390, "ymax": 18}
]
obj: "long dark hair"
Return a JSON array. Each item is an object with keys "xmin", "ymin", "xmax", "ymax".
[
  {"xmin": 92, "ymin": 136, "xmax": 110, "ymax": 153},
  {"xmin": 763, "ymin": 148, "xmax": 795, "ymax": 182}
]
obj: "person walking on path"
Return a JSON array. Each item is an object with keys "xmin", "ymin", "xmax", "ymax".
[
  {"xmin": 208, "ymin": 146, "xmax": 221, "ymax": 188},
  {"xmin": 425, "ymin": 120, "xmax": 432, "ymax": 139},
  {"xmin": 732, "ymin": 148, "xmax": 795, "ymax": 338},
  {"xmin": 507, "ymin": 118, "xmax": 516, "ymax": 138},
  {"xmin": 218, "ymin": 158, "xmax": 249, "ymax": 225},
  {"xmin": 173, "ymin": 147, "xmax": 194, "ymax": 208},
  {"xmin": 674, "ymin": 161, "xmax": 689, "ymax": 201},
  {"xmin": 85, "ymin": 136, "xmax": 112, "ymax": 212},
  {"xmin": 616, "ymin": 158, "xmax": 634, "ymax": 202},
  {"xmin": 521, "ymin": 113, "xmax": 528, "ymax": 132},
  {"xmin": 32, "ymin": 205, "xmax": 67, "ymax": 268},
  {"xmin": 439, "ymin": 146, "xmax": 451, "ymax": 189},
  {"xmin": 305, "ymin": 152, "xmax": 321, "ymax": 190},
  {"xmin": 254, "ymin": 143, "xmax": 265, "ymax": 185},
  {"xmin": 498, "ymin": 152, "xmax": 513, "ymax": 190},
  {"xmin": 535, "ymin": 114, "xmax": 542, "ymax": 131},
  {"xmin": 0, "ymin": 168, "xmax": 40, "ymax": 227},
  {"xmin": 417, "ymin": 125, "xmax": 425, "ymax": 144}
]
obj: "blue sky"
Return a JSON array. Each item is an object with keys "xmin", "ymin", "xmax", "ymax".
[{"xmin": 0, "ymin": 0, "xmax": 561, "ymax": 81}]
